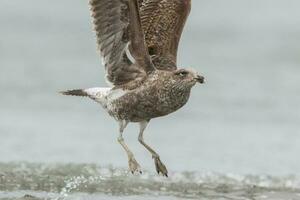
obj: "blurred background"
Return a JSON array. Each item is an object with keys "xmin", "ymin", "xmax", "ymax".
[{"xmin": 1, "ymin": 0, "xmax": 300, "ymax": 176}]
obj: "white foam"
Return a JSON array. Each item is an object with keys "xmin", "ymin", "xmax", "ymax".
[{"xmin": 1, "ymin": 163, "xmax": 300, "ymax": 200}]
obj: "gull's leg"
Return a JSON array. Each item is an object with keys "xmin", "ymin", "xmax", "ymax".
[
  {"xmin": 118, "ymin": 120, "xmax": 141, "ymax": 174},
  {"xmin": 138, "ymin": 121, "xmax": 168, "ymax": 177}
]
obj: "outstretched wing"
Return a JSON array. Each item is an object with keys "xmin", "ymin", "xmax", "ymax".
[
  {"xmin": 89, "ymin": 0, "xmax": 154, "ymax": 86},
  {"xmin": 139, "ymin": 0, "xmax": 191, "ymax": 70}
]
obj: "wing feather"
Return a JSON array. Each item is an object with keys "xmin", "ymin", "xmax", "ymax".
[
  {"xmin": 139, "ymin": 0, "xmax": 191, "ymax": 70},
  {"xmin": 89, "ymin": 0, "xmax": 154, "ymax": 86}
]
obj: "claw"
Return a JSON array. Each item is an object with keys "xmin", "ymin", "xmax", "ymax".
[{"xmin": 153, "ymin": 156, "xmax": 168, "ymax": 177}]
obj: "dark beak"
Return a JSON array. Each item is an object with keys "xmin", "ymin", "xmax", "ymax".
[{"xmin": 195, "ymin": 75, "xmax": 205, "ymax": 84}]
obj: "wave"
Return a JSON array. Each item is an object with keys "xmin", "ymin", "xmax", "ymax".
[{"xmin": 0, "ymin": 162, "xmax": 300, "ymax": 199}]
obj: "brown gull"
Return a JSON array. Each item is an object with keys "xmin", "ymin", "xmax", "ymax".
[{"xmin": 61, "ymin": 0, "xmax": 204, "ymax": 177}]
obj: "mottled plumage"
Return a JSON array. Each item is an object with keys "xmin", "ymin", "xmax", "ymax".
[{"xmin": 62, "ymin": 0, "xmax": 204, "ymax": 176}]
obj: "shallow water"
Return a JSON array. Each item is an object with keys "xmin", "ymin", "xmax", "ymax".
[
  {"xmin": 1, "ymin": 163, "xmax": 300, "ymax": 200},
  {"xmin": 1, "ymin": 0, "xmax": 300, "ymax": 174},
  {"xmin": 1, "ymin": 0, "xmax": 300, "ymax": 199}
]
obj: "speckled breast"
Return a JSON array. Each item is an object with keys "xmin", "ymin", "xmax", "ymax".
[{"xmin": 108, "ymin": 74, "xmax": 192, "ymax": 122}]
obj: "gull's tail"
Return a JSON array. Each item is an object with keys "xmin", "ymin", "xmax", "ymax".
[
  {"xmin": 60, "ymin": 89, "xmax": 88, "ymax": 97},
  {"xmin": 60, "ymin": 87, "xmax": 111, "ymax": 107}
]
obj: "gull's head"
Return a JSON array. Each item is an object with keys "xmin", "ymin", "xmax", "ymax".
[{"xmin": 172, "ymin": 68, "xmax": 205, "ymax": 88}]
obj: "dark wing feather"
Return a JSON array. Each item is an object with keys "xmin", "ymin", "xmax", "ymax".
[
  {"xmin": 89, "ymin": 0, "xmax": 154, "ymax": 86},
  {"xmin": 139, "ymin": 0, "xmax": 191, "ymax": 70}
]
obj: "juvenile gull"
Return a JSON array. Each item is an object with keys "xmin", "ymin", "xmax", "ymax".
[{"xmin": 61, "ymin": 0, "xmax": 204, "ymax": 177}]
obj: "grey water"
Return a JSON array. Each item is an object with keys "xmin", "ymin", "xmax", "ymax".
[
  {"xmin": 1, "ymin": 163, "xmax": 300, "ymax": 200},
  {"xmin": 0, "ymin": 0, "xmax": 300, "ymax": 199}
]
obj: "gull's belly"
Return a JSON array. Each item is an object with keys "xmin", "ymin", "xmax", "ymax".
[{"xmin": 106, "ymin": 87, "xmax": 191, "ymax": 122}]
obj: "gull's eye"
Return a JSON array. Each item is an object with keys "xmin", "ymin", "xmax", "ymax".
[{"xmin": 175, "ymin": 70, "xmax": 189, "ymax": 77}]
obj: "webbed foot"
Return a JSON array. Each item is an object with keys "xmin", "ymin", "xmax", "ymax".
[
  {"xmin": 153, "ymin": 156, "xmax": 168, "ymax": 177},
  {"xmin": 128, "ymin": 157, "xmax": 142, "ymax": 174}
]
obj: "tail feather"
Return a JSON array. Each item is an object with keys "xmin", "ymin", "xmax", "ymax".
[{"xmin": 60, "ymin": 89, "xmax": 88, "ymax": 97}]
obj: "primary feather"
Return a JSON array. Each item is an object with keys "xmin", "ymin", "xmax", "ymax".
[{"xmin": 89, "ymin": 0, "xmax": 191, "ymax": 86}]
